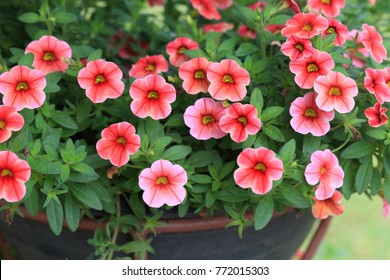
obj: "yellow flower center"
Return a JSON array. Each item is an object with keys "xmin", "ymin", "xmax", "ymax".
[
  {"xmin": 304, "ymin": 108, "xmax": 317, "ymax": 117},
  {"xmin": 147, "ymin": 91, "xmax": 159, "ymax": 99},
  {"xmin": 223, "ymin": 74, "xmax": 234, "ymax": 84},
  {"xmin": 43, "ymin": 52, "xmax": 55, "ymax": 61},
  {"xmin": 295, "ymin": 43, "xmax": 304, "ymax": 52},
  {"xmin": 0, "ymin": 120, "xmax": 5, "ymax": 130},
  {"xmin": 202, "ymin": 115, "xmax": 215, "ymax": 124},
  {"xmin": 95, "ymin": 74, "xmax": 106, "ymax": 84},
  {"xmin": 307, "ymin": 63, "xmax": 319, "ymax": 73},
  {"xmin": 178, "ymin": 46, "xmax": 187, "ymax": 54},
  {"xmin": 302, "ymin": 24, "xmax": 312, "ymax": 32},
  {"xmin": 320, "ymin": 167, "xmax": 327, "ymax": 174},
  {"xmin": 329, "ymin": 87, "xmax": 341, "ymax": 96},
  {"xmin": 326, "ymin": 27, "xmax": 336, "ymax": 34},
  {"xmin": 194, "ymin": 70, "xmax": 205, "ymax": 79},
  {"xmin": 238, "ymin": 116, "xmax": 247, "ymax": 125},
  {"xmin": 16, "ymin": 82, "xmax": 29, "ymax": 91},
  {"xmin": 145, "ymin": 64, "xmax": 156, "ymax": 71},
  {"xmin": 321, "ymin": 0, "xmax": 331, "ymax": 4},
  {"xmin": 116, "ymin": 137, "xmax": 126, "ymax": 145},
  {"xmin": 254, "ymin": 163, "xmax": 266, "ymax": 172},
  {"xmin": 0, "ymin": 168, "xmax": 13, "ymax": 177},
  {"xmin": 156, "ymin": 176, "xmax": 169, "ymax": 185},
  {"xmin": 387, "ymin": 81, "xmax": 390, "ymax": 88}
]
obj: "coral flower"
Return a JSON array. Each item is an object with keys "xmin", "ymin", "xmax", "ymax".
[
  {"xmin": 361, "ymin": 24, "xmax": 387, "ymax": 64},
  {"xmin": 290, "ymin": 92, "xmax": 335, "ymax": 136},
  {"xmin": 190, "ymin": 0, "xmax": 221, "ymax": 20},
  {"xmin": 313, "ymin": 71, "xmax": 358, "ymax": 113},
  {"xmin": 364, "ymin": 103, "xmax": 388, "ymax": 127},
  {"xmin": 147, "ymin": 0, "xmax": 164, "ymax": 6},
  {"xmin": 77, "ymin": 59, "xmax": 124, "ymax": 103},
  {"xmin": 25, "ymin": 35, "xmax": 72, "ymax": 75},
  {"xmin": 128, "ymin": 55, "xmax": 169, "ymax": 78},
  {"xmin": 138, "ymin": 159, "xmax": 188, "ymax": 208},
  {"xmin": 96, "ymin": 122, "xmax": 141, "ymax": 167},
  {"xmin": 219, "ymin": 103, "xmax": 261, "ymax": 143},
  {"xmin": 0, "ymin": 106, "xmax": 24, "ymax": 143},
  {"xmin": 307, "ymin": 0, "xmax": 345, "ymax": 18},
  {"xmin": 166, "ymin": 37, "xmax": 199, "ymax": 67},
  {"xmin": 281, "ymin": 36, "xmax": 315, "ymax": 61},
  {"xmin": 248, "ymin": 1, "xmax": 267, "ymax": 11},
  {"xmin": 183, "ymin": 98, "xmax": 226, "ymax": 140},
  {"xmin": 212, "ymin": 0, "xmax": 233, "ymax": 9},
  {"xmin": 130, "ymin": 75, "xmax": 176, "ymax": 120},
  {"xmin": 364, "ymin": 68, "xmax": 390, "ymax": 104},
  {"xmin": 234, "ymin": 147, "xmax": 284, "ymax": 195},
  {"xmin": 237, "ymin": 25, "xmax": 256, "ymax": 39},
  {"xmin": 283, "ymin": 0, "xmax": 301, "ymax": 14},
  {"xmin": 281, "ymin": 13, "xmax": 328, "ymax": 39},
  {"xmin": 346, "ymin": 30, "xmax": 369, "ymax": 68},
  {"xmin": 265, "ymin": 24, "xmax": 286, "ymax": 34},
  {"xmin": 322, "ymin": 18, "xmax": 348, "ymax": 47},
  {"xmin": 0, "ymin": 151, "xmax": 31, "ymax": 202},
  {"xmin": 0, "ymin": 65, "xmax": 46, "ymax": 110},
  {"xmin": 207, "ymin": 59, "xmax": 251, "ymax": 102},
  {"xmin": 312, "ymin": 190, "xmax": 344, "ymax": 219},
  {"xmin": 383, "ymin": 198, "xmax": 390, "ymax": 218},
  {"xmin": 203, "ymin": 22, "xmax": 234, "ymax": 33},
  {"xmin": 178, "ymin": 57, "xmax": 211, "ymax": 95},
  {"xmin": 304, "ymin": 149, "xmax": 344, "ymax": 200},
  {"xmin": 289, "ymin": 50, "xmax": 335, "ymax": 89}
]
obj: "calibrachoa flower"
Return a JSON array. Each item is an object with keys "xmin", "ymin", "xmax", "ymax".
[
  {"xmin": 361, "ymin": 24, "xmax": 387, "ymax": 64},
  {"xmin": 0, "ymin": 65, "xmax": 46, "ymax": 110},
  {"xmin": 96, "ymin": 122, "xmax": 141, "ymax": 167},
  {"xmin": 179, "ymin": 57, "xmax": 211, "ymax": 95},
  {"xmin": 364, "ymin": 103, "xmax": 388, "ymax": 127},
  {"xmin": 207, "ymin": 59, "xmax": 250, "ymax": 101},
  {"xmin": 281, "ymin": 13, "xmax": 328, "ymax": 39},
  {"xmin": 248, "ymin": 1, "xmax": 266, "ymax": 11},
  {"xmin": 234, "ymin": 147, "xmax": 284, "ymax": 195},
  {"xmin": 283, "ymin": 0, "xmax": 301, "ymax": 14},
  {"xmin": 289, "ymin": 50, "xmax": 335, "ymax": 89},
  {"xmin": 307, "ymin": 0, "xmax": 345, "ymax": 18},
  {"xmin": 290, "ymin": 92, "xmax": 335, "ymax": 136},
  {"xmin": 128, "ymin": 55, "xmax": 169, "ymax": 78},
  {"xmin": 212, "ymin": 0, "xmax": 233, "ymax": 9},
  {"xmin": 364, "ymin": 68, "xmax": 390, "ymax": 104},
  {"xmin": 203, "ymin": 22, "xmax": 234, "ymax": 33},
  {"xmin": 265, "ymin": 24, "xmax": 286, "ymax": 34},
  {"xmin": 183, "ymin": 97, "xmax": 226, "ymax": 140},
  {"xmin": 313, "ymin": 71, "xmax": 358, "ymax": 113},
  {"xmin": 147, "ymin": 0, "xmax": 164, "ymax": 6},
  {"xmin": 138, "ymin": 159, "xmax": 187, "ymax": 208},
  {"xmin": 305, "ymin": 149, "xmax": 344, "ymax": 200},
  {"xmin": 219, "ymin": 103, "xmax": 261, "ymax": 143},
  {"xmin": 166, "ymin": 37, "xmax": 199, "ymax": 67},
  {"xmin": 0, "ymin": 151, "xmax": 31, "ymax": 202},
  {"xmin": 238, "ymin": 25, "xmax": 256, "ymax": 39},
  {"xmin": 77, "ymin": 59, "xmax": 124, "ymax": 103},
  {"xmin": 25, "ymin": 35, "xmax": 72, "ymax": 75},
  {"xmin": 130, "ymin": 75, "xmax": 176, "ymax": 120},
  {"xmin": 346, "ymin": 29, "xmax": 369, "ymax": 68},
  {"xmin": 0, "ymin": 105, "xmax": 24, "ymax": 143},
  {"xmin": 380, "ymin": 67, "xmax": 390, "ymax": 88},
  {"xmin": 312, "ymin": 190, "xmax": 344, "ymax": 220},
  {"xmin": 322, "ymin": 18, "xmax": 348, "ymax": 47},
  {"xmin": 281, "ymin": 36, "xmax": 315, "ymax": 61},
  {"xmin": 190, "ymin": 0, "xmax": 221, "ymax": 20},
  {"xmin": 383, "ymin": 198, "xmax": 390, "ymax": 218}
]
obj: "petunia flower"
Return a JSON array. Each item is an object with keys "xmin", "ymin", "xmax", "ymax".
[
  {"xmin": 322, "ymin": 18, "xmax": 348, "ymax": 47},
  {"xmin": 207, "ymin": 59, "xmax": 250, "ymax": 102},
  {"xmin": 364, "ymin": 68, "xmax": 390, "ymax": 104},
  {"xmin": 0, "ymin": 65, "xmax": 46, "ymax": 110},
  {"xmin": 290, "ymin": 92, "xmax": 335, "ymax": 136},
  {"xmin": 289, "ymin": 50, "xmax": 335, "ymax": 89},
  {"xmin": 138, "ymin": 159, "xmax": 187, "ymax": 208},
  {"xmin": 178, "ymin": 57, "xmax": 211, "ymax": 95},
  {"xmin": 212, "ymin": 0, "xmax": 233, "ymax": 9},
  {"xmin": 219, "ymin": 103, "xmax": 261, "ymax": 143},
  {"xmin": 130, "ymin": 75, "xmax": 176, "ymax": 120},
  {"xmin": 265, "ymin": 24, "xmax": 286, "ymax": 34},
  {"xmin": 361, "ymin": 24, "xmax": 387, "ymax": 64},
  {"xmin": 234, "ymin": 147, "xmax": 284, "ymax": 195},
  {"xmin": 128, "ymin": 55, "xmax": 169, "ymax": 78},
  {"xmin": 237, "ymin": 25, "xmax": 256, "ymax": 39},
  {"xmin": 25, "ymin": 35, "xmax": 72, "ymax": 75},
  {"xmin": 281, "ymin": 36, "xmax": 315, "ymax": 61},
  {"xmin": 166, "ymin": 37, "xmax": 199, "ymax": 67},
  {"xmin": 77, "ymin": 59, "xmax": 124, "ymax": 103},
  {"xmin": 0, "ymin": 105, "xmax": 24, "ymax": 143},
  {"xmin": 281, "ymin": 13, "xmax": 328, "ymax": 39},
  {"xmin": 96, "ymin": 122, "xmax": 141, "ymax": 167},
  {"xmin": 183, "ymin": 97, "xmax": 226, "ymax": 140},
  {"xmin": 313, "ymin": 71, "xmax": 358, "ymax": 113},
  {"xmin": 312, "ymin": 190, "xmax": 344, "ymax": 219},
  {"xmin": 147, "ymin": 0, "xmax": 164, "ymax": 6},
  {"xmin": 383, "ymin": 198, "xmax": 390, "ymax": 218},
  {"xmin": 283, "ymin": 0, "xmax": 301, "ymax": 14},
  {"xmin": 0, "ymin": 151, "xmax": 31, "ymax": 202},
  {"xmin": 248, "ymin": 1, "xmax": 267, "ymax": 11},
  {"xmin": 364, "ymin": 103, "xmax": 388, "ymax": 127},
  {"xmin": 190, "ymin": 0, "xmax": 221, "ymax": 20},
  {"xmin": 203, "ymin": 22, "xmax": 234, "ymax": 33},
  {"xmin": 346, "ymin": 29, "xmax": 369, "ymax": 68},
  {"xmin": 305, "ymin": 149, "xmax": 344, "ymax": 200},
  {"xmin": 307, "ymin": 0, "xmax": 345, "ymax": 18}
]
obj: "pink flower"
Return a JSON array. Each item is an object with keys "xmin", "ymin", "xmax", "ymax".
[
  {"xmin": 364, "ymin": 68, "xmax": 390, "ymax": 104},
  {"xmin": 312, "ymin": 190, "xmax": 344, "ymax": 219},
  {"xmin": 212, "ymin": 0, "xmax": 233, "ymax": 9},
  {"xmin": 25, "ymin": 35, "xmax": 72, "ymax": 75},
  {"xmin": 314, "ymin": 71, "xmax": 358, "ymax": 113},
  {"xmin": 207, "ymin": 59, "xmax": 250, "ymax": 102},
  {"xmin": 128, "ymin": 55, "xmax": 169, "ymax": 78},
  {"xmin": 130, "ymin": 75, "xmax": 176, "ymax": 120},
  {"xmin": 346, "ymin": 29, "xmax": 369, "ymax": 68},
  {"xmin": 290, "ymin": 92, "xmax": 335, "ymax": 136},
  {"xmin": 183, "ymin": 98, "xmax": 226, "ymax": 140},
  {"xmin": 248, "ymin": 1, "xmax": 267, "ymax": 11},
  {"xmin": 322, "ymin": 18, "xmax": 348, "ymax": 46},
  {"xmin": 0, "ymin": 105, "xmax": 24, "ymax": 143},
  {"xmin": 0, "ymin": 65, "xmax": 46, "ymax": 110},
  {"xmin": 265, "ymin": 24, "xmax": 286, "ymax": 34},
  {"xmin": 281, "ymin": 13, "xmax": 328, "ymax": 39},
  {"xmin": 96, "ymin": 122, "xmax": 141, "ymax": 167},
  {"xmin": 139, "ymin": 159, "xmax": 187, "ymax": 208},
  {"xmin": 166, "ymin": 37, "xmax": 199, "ymax": 67},
  {"xmin": 289, "ymin": 50, "xmax": 335, "ymax": 89},
  {"xmin": 380, "ymin": 67, "xmax": 390, "ymax": 89},
  {"xmin": 383, "ymin": 198, "xmax": 390, "ymax": 218},
  {"xmin": 219, "ymin": 103, "xmax": 261, "ymax": 143},
  {"xmin": 0, "ymin": 151, "xmax": 31, "ymax": 202},
  {"xmin": 234, "ymin": 147, "xmax": 284, "ymax": 195},
  {"xmin": 237, "ymin": 25, "xmax": 256, "ymax": 39},
  {"xmin": 307, "ymin": 0, "xmax": 345, "ymax": 18},
  {"xmin": 190, "ymin": 0, "xmax": 221, "ymax": 20},
  {"xmin": 361, "ymin": 24, "xmax": 387, "ymax": 64},
  {"xmin": 147, "ymin": 0, "xmax": 164, "ymax": 6},
  {"xmin": 283, "ymin": 0, "xmax": 301, "ymax": 14},
  {"xmin": 364, "ymin": 103, "xmax": 388, "ymax": 127},
  {"xmin": 77, "ymin": 59, "xmax": 124, "ymax": 103},
  {"xmin": 203, "ymin": 22, "xmax": 234, "ymax": 33},
  {"xmin": 178, "ymin": 57, "xmax": 211, "ymax": 95},
  {"xmin": 281, "ymin": 36, "xmax": 315, "ymax": 61},
  {"xmin": 305, "ymin": 149, "xmax": 344, "ymax": 200}
]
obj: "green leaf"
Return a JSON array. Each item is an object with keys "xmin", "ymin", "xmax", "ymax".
[
  {"xmin": 165, "ymin": 114, "xmax": 184, "ymax": 127},
  {"xmin": 251, "ymin": 58, "xmax": 271, "ymax": 74},
  {"xmin": 263, "ymin": 125, "xmax": 285, "ymax": 142},
  {"xmin": 178, "ymin": 199, "xmax": 190, "ymax": 218},
  {"xmin": 120, "ymin": 240, "xmax": 155, "ymax": 255},
  {"xmin": 205, "ymin": 191, "xmax": 216, "ymax": 208},
  {"xmin": 130, "ymin": 194, "xmax": 146, "ymax": 220},
  {"xmin": 46, "ymin": 199, "xmax": 63, "ymax": 236},
  {"xmin": 55, "ymin": 12, "xmax": 77, "ymax": 24},
  {"xmin": 185, "ymin": 150, "xmax": 216, "ymax": 168},
  {"xmin": 270, "ymin": 15, "xmax": 291, "ymax": 24},
  {"xmin": 23, "ymin": 186, "xmax": 39, "ymax": 216},
  {"xmin": 184, "ymin": 49, "xmax": 209, "ymax": 59},
  {"xmin": 51, "ymin": 111, "xmax": 78, "ymax": 129},
  {"xmin": 331, "ymin": 52, "xmax": 351, "ymax": 65},
  {"xmin": 279, "ymin": 139, "xmax": 296, "ymax": 164},
  {"xmin": 370, "ymin": 168, "xmax": 381, "ymax": 196},
  {"xmin": 45, "ymin": 72, "xmax": 63, "ymax": 84},
  {"xmin": 65, "ymin": 193, "xmax": 80, "ymax": 232},
  {"xmin": 250, "ymin": 88, "xmax": 263, "ymax": 115},
  {"xmin": 279, "ymin": 185, "xmax": 309, "ymax": 208},
  {"xmin": 18, "ymin": 53, "xmax": 34, "ymax": 67},
  {"xmin": 60, "ymin": 165, "xmax": 70, "ymax": 182},
  {"xmin": 340, "ymin": 142, "xmax": 374, "ymax": 159},
  {"xmin": 70, "ymin": 163, "xmax": 96, "ymax": 175},
  {"xmin": 232, "ymin": 4, "xmax": 258, "ymax": 30},
  {"xmin": 219, "ymin": 161, "xmax": 236, "ymax": 179},
  {"xmin": 70, "ymin": 184, "xmax": 102, "ymax": 210},
  {"xmin": 191, "ymin": 175, "xmax": 212, "ymax": 184},
  {"xmin": 254, "ymin": 196, "xmax": 274, "ymax": 230},
  {"xmin": 151, "ymin": 136, "xmax": 172, "ymax": 151},
  {"xmin": 303, "ymin": 135, "xmax": 321, "ymax": 159},
  {"xmin": 340, "ymin": 160, "xmax": 355, "ymax": 199},
  {"xmin": 365, "ymin": 128, "xmax": 387, "ymax": 140},
  {"xmin": 18, "ymin": 12, "xmax": 40, "ymax": 23},
  {"xmin": 30, "ymin": 159, "xmax": 61, "ymax": 174},
  {"xmin": 355, "ymin": 156, "xmax": 373, "ymax": 194},
  {"xmin": 10, "ymin": 127, "xmax": 31, "ymax": 152},
  {"xmin": 87, "ymin": 49, "xmax": 102, "ymax": 62},
  {"xmin": 383, "ymin": 146, "xmax": 390, "ymax": 176},
  {"xmin": 261, "ymin": 106, "xmax": 284, "ymax": 122},
  {"xmin": 216, "ymin": 190, "xmax": 250, "ymax": 202},
  {"xmin": 218, "ymin": 37, "xmax": 238, "ymax": 54},
  {"xmin": 162, "ymin": 145, "xmax": 192, "ymax": 161},
  {"xmin": 383, "ymin": 178, "xmax": 390, "ymax": 202},
  {"xmin": 235, "ymin": 43, "xmax": 259, "ymax": 57}
]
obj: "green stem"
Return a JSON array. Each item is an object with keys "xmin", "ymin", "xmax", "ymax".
[
  {"xmin": 332, "ymin": 134, "xmax": 352, "ymax": 153},
  {"xmin": 329, "ymin": 122, "xmax": 345, "ymax": 132},
  {"xmin": 107, "ymin": 193, "xmax": 121, "ymax": 260}
]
